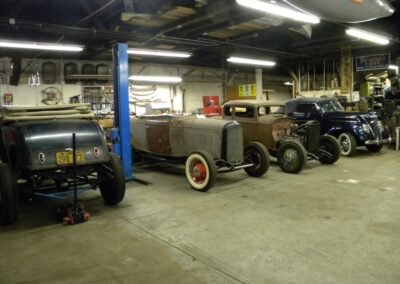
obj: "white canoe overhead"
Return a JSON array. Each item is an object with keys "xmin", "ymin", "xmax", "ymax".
[{"xmin": 283, "ymin": 0, "xmax": 394, "ymax": 23}]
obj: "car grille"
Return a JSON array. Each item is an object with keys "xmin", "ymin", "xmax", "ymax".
[
  {"xmin": 225, "ymin": 123, "xmax": 243, "ymax": 163},
  {"xmin": 361, "ymin": 115, "xmax": 381, "ymax": 139},
  {"xmin": 306, "ymin": 122, "xmax": 321, "ymax": 152}
]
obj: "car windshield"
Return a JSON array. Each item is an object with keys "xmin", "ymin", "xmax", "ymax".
[
  {"xmin": 271, "ymin": 106, "xmax": 285, "ymax": 114},
  {"xmin": 318, "ymin": 100, "xmax": 344, "ymax": 113}
]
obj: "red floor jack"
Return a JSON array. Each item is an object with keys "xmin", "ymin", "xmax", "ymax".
[{"xmin": 57, "ymin": 133, "xmax": 90, "ymax": 225}]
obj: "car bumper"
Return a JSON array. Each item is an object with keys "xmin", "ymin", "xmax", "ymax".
[{"xmin": 365, "ymin": 137, "xmax": 392, "ymax": 145}]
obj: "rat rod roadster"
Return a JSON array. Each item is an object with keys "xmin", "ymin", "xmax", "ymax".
[
  {"xmin": 221, "ymin": 100, "xmax": 341, "ymax": 174},
  {"xmin": 130, "ymin": 113, "xmax": 270, "ymax": 191},
  {"xmin": 0, "ymin": 104, "xmax": 125, "ymax": 226}
]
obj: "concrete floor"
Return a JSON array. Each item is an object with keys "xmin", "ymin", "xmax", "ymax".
[{"xmin": 1, "ymin": 147, "xmax": 400, "ymax": 284}]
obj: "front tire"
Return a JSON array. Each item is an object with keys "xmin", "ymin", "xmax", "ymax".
[
  {"xmin": 0, "ymin": 163, "xmax": 18, "ymax": 225},
  {"xmin": 338, "ymin": 132, "xmax": 357, "ymax": 156},
  {"xmin": 99, "ymin": 153, "xmax": 126, "ymax": 205},
  {"xmin": 319, "ymin": 135, "xmax": 341, "ymax": 164},
  {"xmin": 243, "ymin": 142, "xmax": 270, "ymax": 177},
  {"xmin": 277, "ymin": 141, "xmax": 307, "ymax": 174},
  {"xmin": 185, "ymin": 151, "xmax": 216, "ymax": 192},
  {"xmin": 366, "ymin": 144, "xmax": 383, "ymax": 153}
]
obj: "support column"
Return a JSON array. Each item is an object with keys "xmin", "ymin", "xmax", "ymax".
[
  {"xmin": 255, "ymin": 68, "xmax": 263, "ymax": 100},
  {"xmin": 112, "ymin": 43, "xmax": 133, "ymax": 180}
]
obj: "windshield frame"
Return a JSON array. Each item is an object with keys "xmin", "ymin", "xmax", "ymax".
[{"xmin": 318, "ymin": 100, "xmax": 344, "ymax": 113}]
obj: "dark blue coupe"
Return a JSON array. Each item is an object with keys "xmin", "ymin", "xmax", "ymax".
[{"xmin": 285, "ymin": 98, "xmax": 391, "ymax": 156}]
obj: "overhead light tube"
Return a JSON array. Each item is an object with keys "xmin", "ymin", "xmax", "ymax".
[
  {"xmin": 389, "ymin": 65, "xmax": 399, "ymax": 74},
  {"xmin": 236, "ymin": 0, "xmax": 320, "ymax": 24},
  {"xmin": 0, "ymin": 40, "xmax": 83, "ymax": 52},
  {"xmin": 227, "ymin": 56, "xmax": 276, "ymax": 67},
  {"xmin": 127, "ymin": 48, "xmax": 191, "ymax": 58},
  {"xmin": 346, "ymin": 28, "xmax": 390, "ymax": 45},
  {"xmin": 129, "ymin": 75, "xmax": 182, "ymax": 83}
]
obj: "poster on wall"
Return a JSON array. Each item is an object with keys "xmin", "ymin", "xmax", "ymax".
[
  {"xmin": 238, "ymin": 84, "xmax": 256, "ymax": 97},
  {"xmin": 355, "ymin": 53, "xmax": 390, "ymax": 71},
  {"xmin": 202, "ymin": 96, "xmax": 221, "ymax": 116}
]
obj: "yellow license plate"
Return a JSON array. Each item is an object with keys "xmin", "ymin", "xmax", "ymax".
[{"xmin": 56, "ymin": 151, "xmax": 85, "ymax": 165}]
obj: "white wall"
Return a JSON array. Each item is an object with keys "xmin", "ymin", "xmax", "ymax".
[
  {"xmin": 0, "ymin": 57, "xmax": 292, "ymax": 112},
  {"xmin": 0, "ymin": 83, "xmax": 82, "ymax": 105}
]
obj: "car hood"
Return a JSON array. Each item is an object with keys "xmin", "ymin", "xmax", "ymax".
[{"xmin": 322, "ymin": 111, "xmax": 376, "ymax": 121}]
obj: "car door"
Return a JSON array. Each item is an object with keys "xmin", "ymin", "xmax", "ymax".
[{"xmin": 232, "ymin": 105, "xmax": 258, "ymax": 146}]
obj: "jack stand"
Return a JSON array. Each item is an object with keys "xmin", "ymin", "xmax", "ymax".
[
  {"xmin": 57, "ymin": 204, "xmax": 90, "ymax": 225},
  {"xmin": 57, "ymin": 133, "xmax": 90, "ymax": 225}
]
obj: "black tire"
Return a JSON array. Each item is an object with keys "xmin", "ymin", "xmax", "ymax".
[
  {"xmin": 99, "ymin": 153, "xmax": 126, "ymax": 205},
  {"xmin": 243, "ymin": 142, "xmax": 270, "ymax": 177},
  {"xmin": 0, "ymin": 163, "xmax": 18, "ymax": 225},
  {"xmin": 366, "ymin": 144, "xmax": 383, "ymax": 153},
  {"xmin": 338, "ymin": 132, "xmax": 357, "ymax": 156},
  {"xmin": 277, "ymin": 140, "xmax": 307, "ymax": 174},
  {"xmin": 185, "ymin": 150, "xmax": 217, "ymax": 192},
  {"xmin": 319, "ymin": 135, "xmax": 341, "ymax": 164}
]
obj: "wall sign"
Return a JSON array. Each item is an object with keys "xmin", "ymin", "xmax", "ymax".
[
  {"xmin": 355, "ymin": 53, "xmax": 390, "ymax": 71},
  {"xmin": 238, "ymin": 84, "xmax": 256, "ymax": 97}
]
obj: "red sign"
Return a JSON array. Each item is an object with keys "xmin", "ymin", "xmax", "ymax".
[{"xmin": 202, "ymin": 96, "xmax": 221, "ymax": 116}]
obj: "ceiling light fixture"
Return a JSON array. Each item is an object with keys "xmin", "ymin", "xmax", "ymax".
[
  {"xmin": 0, "ymin": 40, "xmax": 83, "ymax": 52},
  {"xmin": 284, "ymin": 81, "xmax": 293, "ymax": 86},
  {"xmin": 346, "ymin": 28, "xmax": 390, "ymax": 45},
  {"xmin": 227, "ymin": 56, "xmax": 276, "ymax": 67},
  {"xmin": 389, "ymin": 65, "xmax": 399, "ymax": 74},
  {"xmin": 127, "ymin": 48, "xmax": 191, "ymax": 58},
  {"xmin": 128, "ymin": 75, "xmax": 183, "ymax": 83},
  {"xmin": 236, "ymin": 0, "xmax": 320, "ymax": 24}
]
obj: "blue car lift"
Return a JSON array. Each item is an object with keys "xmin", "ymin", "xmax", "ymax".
[{"xmin": 112, "ymin": 43, "xmax": 133, "ymax": 180}]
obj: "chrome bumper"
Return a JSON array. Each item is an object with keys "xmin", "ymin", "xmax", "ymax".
[{"xmin": 365, "ymin": 137, "xmax": 392, "ymax": 145}]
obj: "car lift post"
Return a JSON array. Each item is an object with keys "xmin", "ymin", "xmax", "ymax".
[{"xmin": 112, "ymin": 43, "xmax": 133, "ymax": 180}]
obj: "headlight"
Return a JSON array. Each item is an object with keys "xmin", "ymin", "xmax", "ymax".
[{"xmin": 362, "ymin": 124, "xmax": 370, "ymax": 133}]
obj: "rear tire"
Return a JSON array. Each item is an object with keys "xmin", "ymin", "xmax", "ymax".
[
  {"xmin": 366, "ymin": 144, "xmax": 383, "ymax": 153},
  {"xmin": 185, "ymin": 150, "xmax": 216, "ymax": 192},
  {"xmin": 243, "ymin": 142, "xmax": 270, "ymax": 177},
  {"xmin": 338, "ymin": 132, "xmax": 357, "ymax": 156},
  {"xmin": 0, "ymin": 163, "xmax": 18, "ymax": 225},
  {"xmin": 319, "ymin": 135, "xmax": 341, "ymax": 164},
  {"xmin": 99, "ymin": 153, "xmax": 126, "ymax": 205},
  {"xmin": 277, "ymin": 141, "xmax": 307, "ymax": 174}
]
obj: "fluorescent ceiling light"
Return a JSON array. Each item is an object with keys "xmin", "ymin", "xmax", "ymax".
[
  {"xmin": 129, "ymin": 75, "xmax": 182, "ymax": 83},
  {"xmin": 0, "ymin": 40, "xmax": 83, "ymax": 52},
  {"xmin": 227, "ymin": 56, "xmax": 276, "ymax": 67},
  {"xmin": 389, "ymin": 65, "xmax": 399, "ymax": 74},
  {"xmin": 346, "ymin": 28, "xmax": 390, "ymax": 45},
  {"xmin": 127, "ymin": 48, "xmax": 191, "ymax": 58},
  {"xmin": 236, "ymin": 0, "xmax": 320, "ymax": 24},
  {"xmin": 284, "ymin": 81, "xmax": 293, "ymax": 86}
]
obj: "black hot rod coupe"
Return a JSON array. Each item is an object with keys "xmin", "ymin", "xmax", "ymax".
[{"xmin": 0, "ymin": 104, "xmax": 125, "ymax": 225}]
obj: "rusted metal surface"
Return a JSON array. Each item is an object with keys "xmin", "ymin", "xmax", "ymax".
[
  {"xmin": 130, "ymin": 114, "xmax": 238, "ymax": 160},
  {"xmin": 146, "ymin": 121, "xmax": 171, "ymax": 155},
  {"xmin": 222, "ymin": 100, "xmax": 294, "ymax": 150},
  {"xmin": 271, "ymin": 118, "xmax": 295, "ymax": 142}
]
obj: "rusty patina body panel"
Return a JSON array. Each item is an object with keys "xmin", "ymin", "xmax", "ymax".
[
  {"xmin": 222, "ymin": 100, "xmax": 295, "ymax": 151},
  {"xmin": 130, "ymin": 114, "xmax": 243, "ymax": 163}
]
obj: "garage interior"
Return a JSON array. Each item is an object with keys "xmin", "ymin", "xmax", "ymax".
[{"xmin": 0, "ymin": 0, "xmax": 400, "ymax": 283}]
